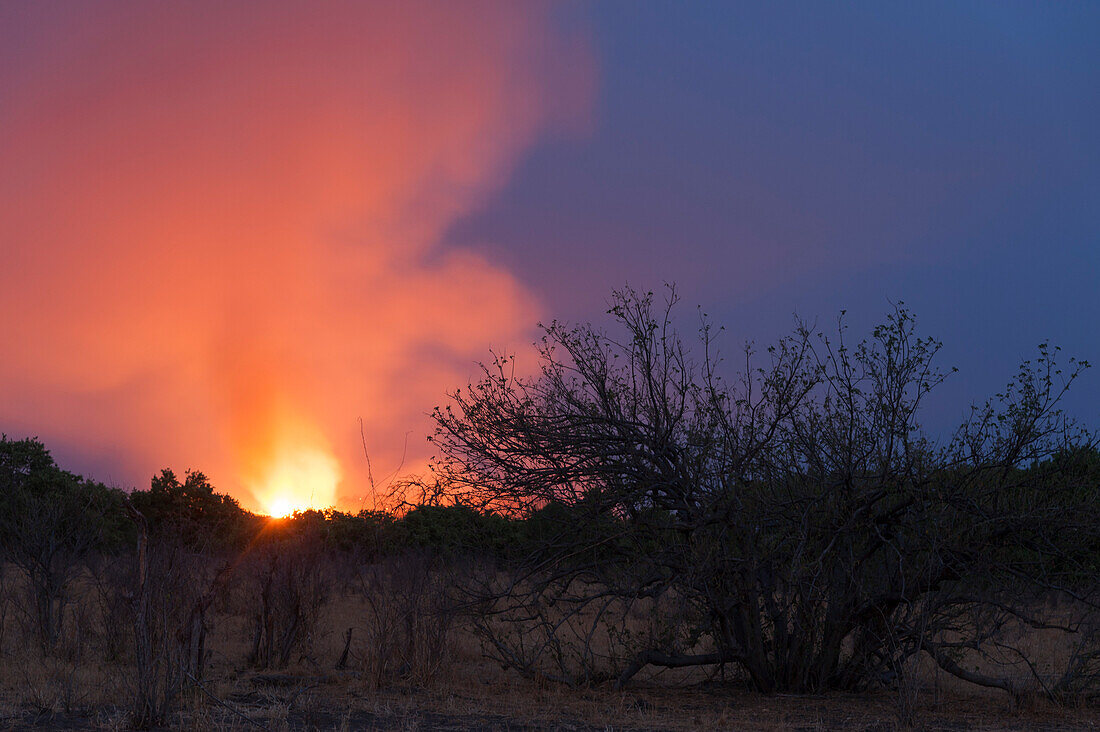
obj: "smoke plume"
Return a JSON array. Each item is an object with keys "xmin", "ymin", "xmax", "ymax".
[{"xmin": 0, "ymin": 2, "xmax": 594, "ymax": 511}]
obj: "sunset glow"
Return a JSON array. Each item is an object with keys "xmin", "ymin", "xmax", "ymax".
[{"xmin": 255, "ymin": 447, "xmax": 340, "ymax": 518}]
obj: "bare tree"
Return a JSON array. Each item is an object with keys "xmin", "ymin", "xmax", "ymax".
[
  {"xmin": 353, "ymin": 552, "xmax": 458, "ymax": 687},
  {"xmin": 245, "ymin": 528, "xmax": 329, "ymax": 670},
  {"xmin": 429, "ymin": 287, "xmax": 1099, "ymax": 697},
  {"xmin": 122, "ymin": 502, "xmax": 231, "ymax": 728}
]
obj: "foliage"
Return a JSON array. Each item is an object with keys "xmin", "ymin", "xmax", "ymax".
[
  {"xmin": 400, "ymin": 503, "xmax": 520, "ymax": 556},
  {"xmin": 0, "ymin": 435, "xmax": 128, "ymax": 650},
  {"xmin": 279, "ymin": 508, "xmax": 400, "ymax": 558},
  {"xmin": 129, "ymin": 468, "xmax": 256, "ymax": 551}
]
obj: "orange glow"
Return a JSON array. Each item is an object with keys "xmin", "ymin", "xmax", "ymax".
[
  {"xmin": 0, "ymin": 2, "xmax": 594, "ymax": 511},
  {"xmin": 255, "ymin": 447, "xmax": 341, "ymax": 518}
]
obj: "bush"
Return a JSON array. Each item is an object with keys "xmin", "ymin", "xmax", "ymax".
[
  {"xmin": 243, "ymin": 524, "xmax": 329, "ymax": 670},
  {"xmin": 130, "ymin": 468, "xmax": 256, "ymax": 552},
  {"xmin": 400, "ymin": 503, "xmax": 520, "ymax": 556},
  {"xmin": 353, "ymin": 553, "xmax": 458, "ymax": 687}
]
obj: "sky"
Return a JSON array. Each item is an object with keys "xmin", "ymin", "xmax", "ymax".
[{"xmin": 1, "ymin": 2, "xmax": 1097, "ymax": 513}]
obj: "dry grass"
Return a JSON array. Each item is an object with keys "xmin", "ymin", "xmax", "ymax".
[{"xmin": 2, "ymin": 559, "xmax": 1100, "ymax": 730}]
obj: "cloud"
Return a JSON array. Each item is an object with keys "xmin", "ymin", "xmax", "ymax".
[{"xmin": 0, "ymin": 1, "xmax": 594, "ymax": 511}]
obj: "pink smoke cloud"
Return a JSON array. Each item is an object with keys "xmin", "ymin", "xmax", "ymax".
[{"xmin": 0, "ymin": 1, "xmax": 595, "ymax": 511}]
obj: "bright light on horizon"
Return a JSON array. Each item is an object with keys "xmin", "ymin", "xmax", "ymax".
[{"xmin": 254, "ymin": 447, "xmax": 341, "ymax": 518}]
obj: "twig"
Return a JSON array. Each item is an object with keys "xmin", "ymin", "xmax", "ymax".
[
  {"xmin": 186, "ymin": 672, "xmax": 270, "ymax": 730},
  {"xmin": 285, "ymin": 682, "xmax": 321, "ymax": 710},
  {"xmin": 360, "ymin": 417, "xmax": 376, "ymax": 512}
]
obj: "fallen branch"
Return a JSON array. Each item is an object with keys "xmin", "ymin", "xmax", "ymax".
[
  {"xmin": 919, "ymin": 640, "xmax": 1026, "ymax": 701},
  {"xmin": 615, "ymin": 649, "xmax": 737, "ymax": 689},
  {"xmin": 186, "ymin": 672, "xmax": 269, "ymax": 730}
]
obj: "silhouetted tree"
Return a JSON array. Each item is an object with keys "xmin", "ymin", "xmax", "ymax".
[
  {"xmin": 0, "ymin": 435, "xmax": 125, "ymax": 651},
  {"xmin": 429, "ymin": 287, "xmax": 1099, "ymax": 697},
  {"xmin": 130, "ymin": 468, "xmax": 254, "ymax": 551}
]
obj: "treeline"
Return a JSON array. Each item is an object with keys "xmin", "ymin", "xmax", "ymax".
[
  {"xmin": 4, "ymin": 432, "xmax": 1100, "ymax": 577},
  {"xmin": 0, "ymin": 434, "xmax": 568, "ymax": 561},
  {"xmin": 7, "ymin": 432, "xmax": 1099, "ymax": 562}
]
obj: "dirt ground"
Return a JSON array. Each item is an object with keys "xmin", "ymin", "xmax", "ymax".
[{"xmin": 3, "ymin": 670, "xmax": 1100, "ymax": 731}]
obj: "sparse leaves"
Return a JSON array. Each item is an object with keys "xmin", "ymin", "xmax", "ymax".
[{"xmin": 428, "ymin": 287, "xmax": 1099, "ymax": 696}]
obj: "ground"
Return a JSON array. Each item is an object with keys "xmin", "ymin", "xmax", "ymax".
[{"xmin": 3, "ymin": 672, "xmax": 1099, "ymax": 731}]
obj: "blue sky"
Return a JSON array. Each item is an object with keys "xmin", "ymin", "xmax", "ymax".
[{"xmin": 447, "ymin": 1, "xmax": 1100, "ymax": 432}]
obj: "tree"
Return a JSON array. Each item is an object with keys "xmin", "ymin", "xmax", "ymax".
[
  {"xmin": 0, "ymin": 435, "xmax": 126, "ymax": 651},
  {"xmin": 130, "ymin": 468, "xmax": 253, "ymax": 551},
  {"xmin": 429, "ymin": 287, "xmax": 1099, "ymax": 696}
]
